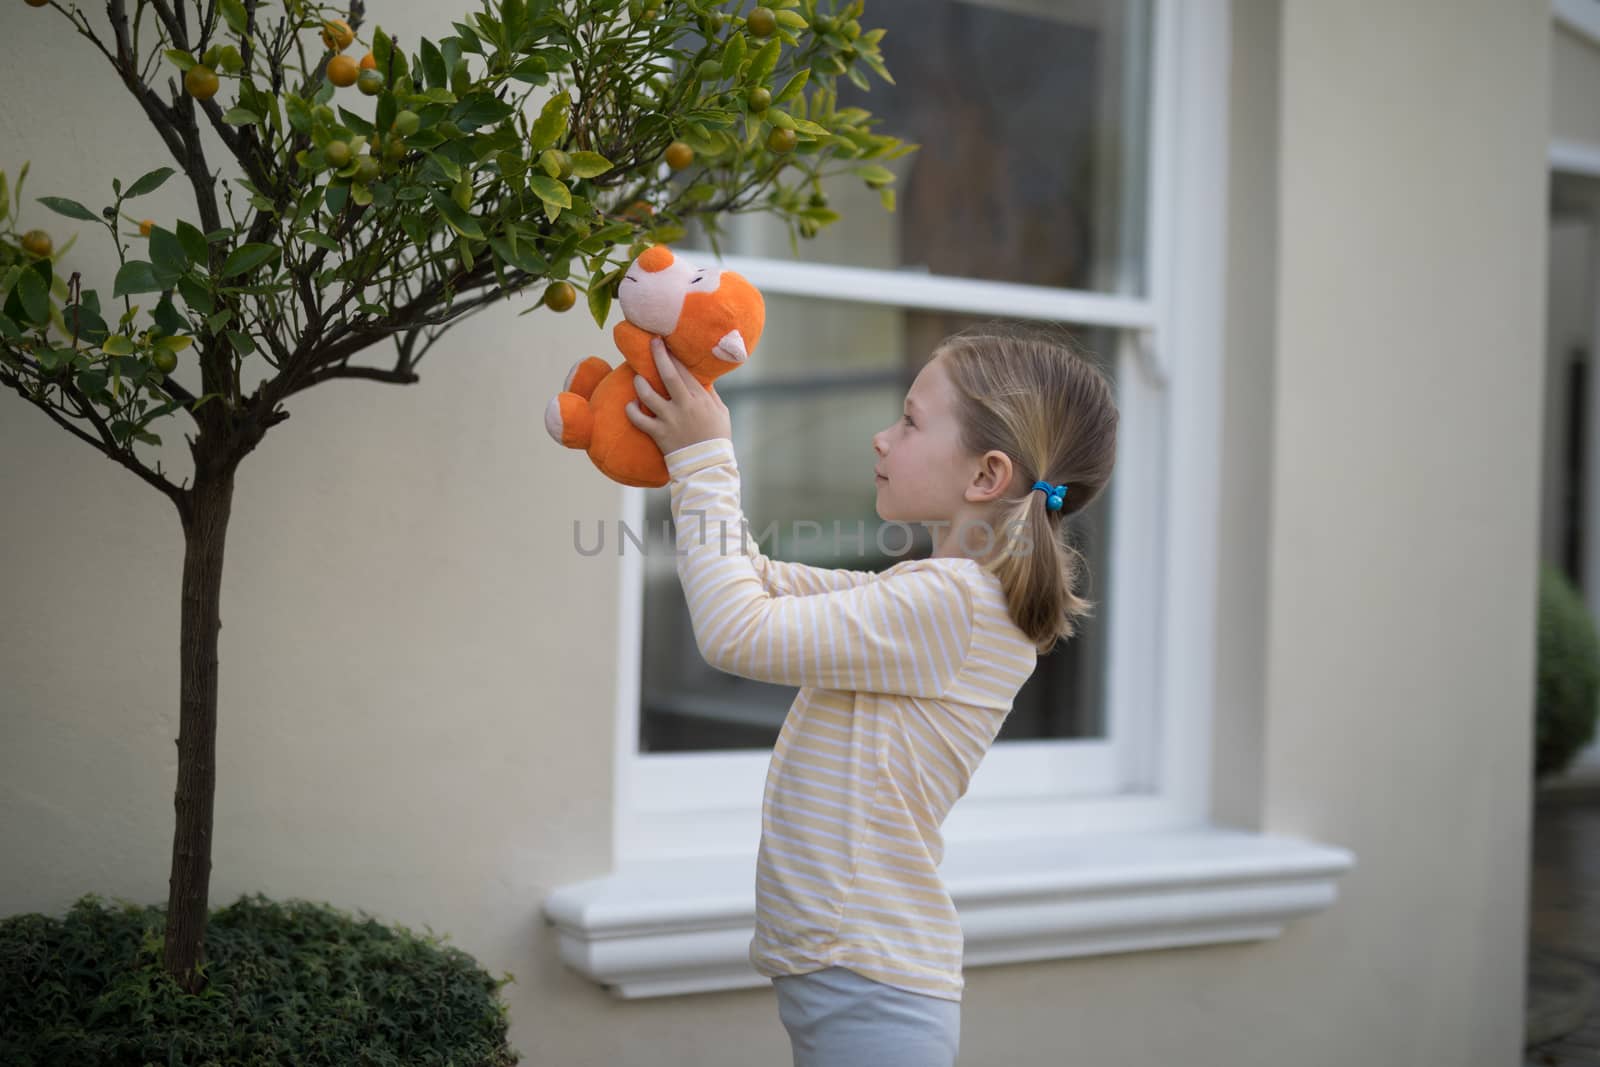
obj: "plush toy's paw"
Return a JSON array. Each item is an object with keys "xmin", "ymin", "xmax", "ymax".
[
  {"xmin": 545, "ymin": 392, "xmax": 595, "ymax": 449},
  {"xmin": 563, "ymin": 356, "xmax": 612, "ymax": 399}
]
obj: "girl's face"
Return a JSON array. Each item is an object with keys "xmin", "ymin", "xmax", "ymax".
[{"xmin": 872, "ymin": 355, "xmax": 976, "ymax": 528}]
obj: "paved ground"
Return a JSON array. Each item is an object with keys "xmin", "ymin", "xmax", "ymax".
[{"xmin": 1526, "ymin": 781, "xmax": 1600, "ymax": 1066}]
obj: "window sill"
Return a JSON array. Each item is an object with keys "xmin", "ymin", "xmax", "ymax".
[{"xmin": 542, "ymin": 825, "xmax": 1356, "ymax": 999}]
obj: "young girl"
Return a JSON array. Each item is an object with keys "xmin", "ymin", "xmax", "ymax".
[{"xmin": 625, "ymin": 324, "xmax": 1118, "ymax": 1067}]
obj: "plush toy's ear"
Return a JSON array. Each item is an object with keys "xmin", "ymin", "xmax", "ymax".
[{"xmin": 714, "ymin": 329, "xmax": 749, "ymax": 363}]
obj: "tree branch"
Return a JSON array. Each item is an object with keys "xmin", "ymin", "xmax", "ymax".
[{"xmin": 0, "ymin": 369, "xmax": 186, "ymax": 507}]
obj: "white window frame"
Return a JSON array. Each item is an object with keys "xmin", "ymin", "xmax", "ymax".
[
  {"xmin": 546, "ymin": 0, "xmax": 1354, "ymax": 998},
  {"xmin": 621, "ymin": 0, "xmax": 1183, "ymax": 864}
]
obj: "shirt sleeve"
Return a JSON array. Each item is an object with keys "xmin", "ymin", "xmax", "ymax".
[
  {"xmin": 664, "ymin": 439, "xmax": 875, "ymax": 598},
  {"xmin": 663, "ymin": 437, "xmax": 974, "ymax": 696}
]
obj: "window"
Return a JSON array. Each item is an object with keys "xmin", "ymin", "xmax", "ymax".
[
  {"xmin": 620, "ymin": 0, "xmax": 1176, "ymax": 862},
  {"xmin": 547, "ymin": 0, "xmax": 1354, "ymax": 1000}
]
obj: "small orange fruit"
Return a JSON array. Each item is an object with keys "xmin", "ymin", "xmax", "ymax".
[
  {"xmin": 184, "ymin": 64, "xmax": 219, "ymax": 100},
  {"xmin": 359, "ymin": 51, "xmax": 377, "ymax": 70},
  {"xmin": 544, "ymin": 281, "xmax": 576, "ymax": 312},
  {"xmin": 357, "ymin": 68, "xmax": 383, "ymax": 96},
  {"xmin": 664, "ymin": 140, "xmax": 694, "ymax": 170},
  {"xmin": 20, "ymin": 229, "xmax": 52, "ymax": 257},
  {"xmin": 320, "ymin": 18, "xmax": 354, "ymax": 52},
  {"xmin": 139, "ymin": 219, "xmax": 154, "ymax": 237},
  {"xmin": 324, "ymin": 140, "xmax": 352, "ymax": 167},
  {"xmin": 622, "ymin": 200, "xmax": 655, "ymax": 221},
  {"xmin": 747, "ymin": 6, "xmax": 776, "ymax": 37},
  {"xmin": 152, "ymin": 349, "xmax": 178, "ymax": 375},
  {"xmin": 326, "ymin": 54, "xmax": 358, "ymax": 87},
  {"xmin": 766, "ymin": 127, "xmax": 797, "ymax": 153},
  {"xmin": 354, "ymin": 156, "xmax": 380, "ymax": 183}
]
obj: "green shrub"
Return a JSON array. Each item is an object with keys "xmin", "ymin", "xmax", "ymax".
[
  {"xmin": 1536, "ymin": 562, "xmax": 1600, "ymax": 780},
  {"xmin": 0, "ymin": 892, "xmax": 520, "ymax": 1066}
]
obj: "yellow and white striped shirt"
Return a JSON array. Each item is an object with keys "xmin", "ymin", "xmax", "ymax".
[{"xmin": 664, "ymin": 437, "xmax": 1040, "ymax": 1002}]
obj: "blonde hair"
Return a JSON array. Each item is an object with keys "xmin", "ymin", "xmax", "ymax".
[{"xmin": 934, "ymin": 324, "xmax": 1119, "ymax": 655}]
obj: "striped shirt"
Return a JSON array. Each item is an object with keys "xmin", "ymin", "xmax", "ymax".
[{"xmin": 663, "ymin": 437, "xmax": 1039, "ymax": 1002}]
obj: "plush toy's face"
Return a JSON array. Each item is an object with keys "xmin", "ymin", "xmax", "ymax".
[{"xmin": 619, "ymin": 245, "xmax": 764, "ymax": 375}]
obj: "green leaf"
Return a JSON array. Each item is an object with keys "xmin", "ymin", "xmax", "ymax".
[
  {"xmin": 419, "ymin": 149, "xmax": 461, "ymax": 183},
  {"xmin": 749, "ymin": 38, "xmax": 781, "ymax": 83},
  {"xmin": 225, "ymin": 329, "xmax": 255, "ymax": 355},
  {"xmin": 165, "ymin": 48, "xmax": 197, "ymax": 72},
  {"xmin": 149, "ymin": 226, "xmax": 188, "ymax": 282},
  {"xmin": 220, "ymin": 243, "xmax": 281, "ymax": 278},
  {"xmin": 113, "ymin": 260, "xmax": 163, "ymax": 298},
  {"xmin": 221, "ymin": 107, "xmax": 262, "ymax": 126},
  {"xmin": 153, "ymin": 293, "xmax": 186, "ymax": 334},
  {"xmin": 855, "ymin": 164, "xmax": 895, "ymax": 186},
  {"xmin": 508, "ymin": 54, "xmax": 548, "ymax": 85},
  {"xmin": 155, "ymin": 334, "xmax": 194, "ymax": 352},
  {"xmin": 15, "ymin": 265, "xmax": 49, "ymax": 326},
  {"xmin": 63, "ymin": 299, "xmax": 107, "ymax": 341},
  {"xmin": 219, "ymin": 0, "xmax": 248, "ymax": 35},
  {"xmin": 429, "ymin": 189, "xmax": 484, "ymax": 239},
  {"xmin": 125, "ymin": 167, "xmax": 176, "ymax": 199},
  {"xmin": 338, "ymin": 107, "xmax": 372, "ymax": 135},
  {"xmin": 721, "ymin": 33, "xmax": 748, "ymax": 81},
  {"xmin": 528, "ymin": 174, "xmax": 572, "ymax": 210},
  {"xmin": 76, "ymin": 368, "xmax": 108, "ymax": 397},
  {"xmin": 489, "ymin": 234, "xmax": 547, "ymax": 275},
  {"xmin": 285, "ymin": 96, "xmax": 312, "ymax": 136},
  {"xmin": 567, "ymin": 151, "xmax": 612, "ymax": 179},
  {"xmin": 450, "ymin": 93, "xmax": 514, "ymax": 131},
  {"xmin": 775, "ymin": 10, "xmax": 808, "ymax": 29},
  {"xmin": 350, "ymin": 182, "xmax": 373, "ymax": 207},
  {"xmin": 206, "ymin": 309, "xmax": 233, "ymax": 332},
  {"xmin": 529, "ymin": 91, "xmax": 570, "ymax": 152},
  {"xmin": 420, "ymin": 37, "xmax": 447, "ymax": 88},
  {"xmin": 175, "ymin": 220, "xmax": 208, "ymax": 265},
  {"xmin": 587, "ymin": 275, "xmax": 612, "ymax": 329},
  {"xmin": 178, "ymin": 274, "xmax": 214, "ymax": 315},
  {"xmin": 773, "ymin": 68, "xmax": 809, "ymax": 104},
  {"xmin": 37, "ymin": 196, "xmax": 99, "ymax": 222},
  {"xmin": 102, "ymin": 334, "xmax": 135, "ymax": 355},
  {"xmin": 296, "ymin": 230, "xmax": 340, "ymax": 251}
]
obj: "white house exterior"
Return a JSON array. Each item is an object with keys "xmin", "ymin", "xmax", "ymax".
[{"xmin": 1, "ymin": 1, "xmax": 1554, "ymax": 1064}]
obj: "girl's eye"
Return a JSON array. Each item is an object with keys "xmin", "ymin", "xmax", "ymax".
[{"xmin": 901, "ymin": 414, "xmax": 914, "ymax": 427}]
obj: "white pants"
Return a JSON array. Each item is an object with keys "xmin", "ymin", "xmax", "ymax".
[{"xmin": 773, "ymin": 966, "xmax": 961, "ymax": 1067}]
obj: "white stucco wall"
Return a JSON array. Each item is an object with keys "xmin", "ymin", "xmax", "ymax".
[{"xmin": 1, "ymin": 1, "xmax": 1546, "ymax": 1064}]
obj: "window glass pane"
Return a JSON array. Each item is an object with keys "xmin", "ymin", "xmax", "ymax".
[
  {"xmin": 685, "ymin": 0, "xmax": 1152, "ymax": 295},
  {"xmin": 638, "ymin": 294, "xmax": 1116, "ymax": 752}
]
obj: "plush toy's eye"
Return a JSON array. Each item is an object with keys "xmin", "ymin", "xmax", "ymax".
[{"xmin": 690, "ymin": 274, "xmax": 704, "ymax": 285}]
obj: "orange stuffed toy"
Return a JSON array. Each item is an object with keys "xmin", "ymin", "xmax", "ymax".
[{"xmin": 544, "ymin": 245, "xmax": 766, "ymax": 488}]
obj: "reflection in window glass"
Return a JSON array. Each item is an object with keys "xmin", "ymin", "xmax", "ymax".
[
  {"xmin": 638, "ymin": 295, "xmax": 1116, "ymax": 752},
  {"xmin": 687, "ymin": 0, "xmax": 1152, "ymax": 295}
]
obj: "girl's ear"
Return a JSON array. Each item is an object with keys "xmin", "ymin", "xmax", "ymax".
[{"xmin": 968, "ymin": 450, "xmax": 1016, "ymax": 502}]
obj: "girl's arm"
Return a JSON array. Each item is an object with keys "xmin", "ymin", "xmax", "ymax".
[
  {"xmin": 663, "ymin": 438, "xmax": 974, "ymax": 696},
  {"xmin": 744, "ymin": 537, "xmax": 875, "ymax": 598}
]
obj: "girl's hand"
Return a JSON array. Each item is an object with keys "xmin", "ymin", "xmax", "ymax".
[{"xmin": 625, "ymin": 337, "xmax": 733, "ymax": 455}]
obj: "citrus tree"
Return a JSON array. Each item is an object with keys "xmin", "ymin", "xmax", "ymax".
[{"xmin": 0, "ymin": 0, "xmax": 908, "ymax": 995}]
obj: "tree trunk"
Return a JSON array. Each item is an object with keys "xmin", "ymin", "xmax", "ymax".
[{"xmin": 163, "ymin": 465, "xmax": 236, "ymax": 994}]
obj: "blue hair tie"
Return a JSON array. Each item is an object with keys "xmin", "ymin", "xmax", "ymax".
[{"xmin": 1031, "ymin": 480, "xmax": 1069, "ymax": 512}]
